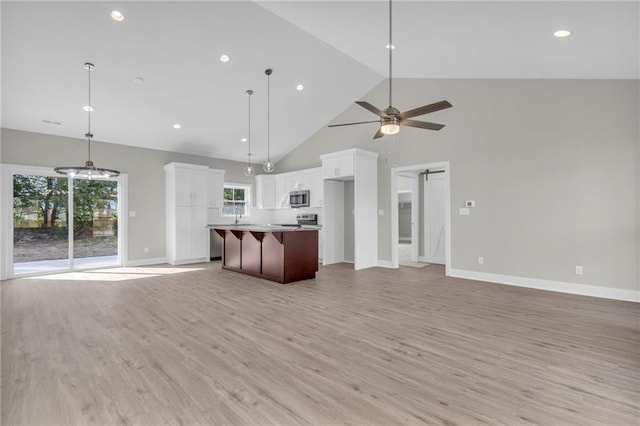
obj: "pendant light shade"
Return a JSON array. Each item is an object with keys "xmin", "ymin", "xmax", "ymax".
[
  {"xmin": 263, "ymin": 68, "xmax": 275, "ymax": 173},
  {"xmin": 243, "ymin": 89, "xmax": 255, "ymax": 177},
  {"xmin": 54, "ymin": 63, "xmax": 120, "ymax": 179}
]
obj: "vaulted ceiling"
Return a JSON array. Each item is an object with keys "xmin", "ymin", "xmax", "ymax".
[{"xmin": 2, "ymin": 1, "xmax": 638, "ymax": 164}]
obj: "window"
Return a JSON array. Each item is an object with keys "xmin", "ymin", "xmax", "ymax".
[{"xmin": 222, "ymin": 183, "xmax": 251, "ymax": 217}]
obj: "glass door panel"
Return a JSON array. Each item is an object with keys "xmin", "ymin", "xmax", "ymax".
[
  {"xmin": 72, "ymin": 179, "xmax": 119, "ymax": 269},
  {"xmin": 12, "ymin": 174, "xmax": 70, "ymax": 275}
]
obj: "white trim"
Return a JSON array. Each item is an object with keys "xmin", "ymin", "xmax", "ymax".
[
  {"xmin": 1, "ymin": 164, "xmax": 128, "ymax": 279},
  {"xmin": 399, "ymin": 237, "xmax": 411, "ymax": 242},
  {"xmin": 391, "ymin": 161, "xmax": 451, "ymax": 274},
  {"xmin": 449, "ymin": 268, "xmax": 640, "ymax": 302},
  {"xmin": 125, "ymin": 257, "xmax": 167, "ymax": 267},
  {"xmin": 377, "ymin": 259, "xmax": 394, "ymax": 268}
]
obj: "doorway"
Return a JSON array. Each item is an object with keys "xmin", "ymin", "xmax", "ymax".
[
  {"xmin": 391, "ymin": 162, "xmax": 450, "ymax": 272},
  {"xmin": 397, "ymin": 173, "xmax": 419, "ymax": 265},
  {"xmin": 5, "ymin": 165, "xmax": 125, "ymax": 277}
]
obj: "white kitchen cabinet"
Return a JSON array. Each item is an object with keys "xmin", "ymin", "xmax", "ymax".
[
  {"xmin": 165, "ymin": 162, "xmax": 209, "ymax": 265},
  {"xmin": 309, "ymin": 168, "xmax": 323, "ymax": 207},
  {"xmin": 255, "ymin": 175, "xmax": 277, "ymax": 209},
  {"xmin": 255, "ymin": 167, "xmax": 323, "ymax": 210},
  {"xmin": 322, "ymin": 153, "xmax": 354, "ymax": 180},
  {"xmin": 320, "ymin": 149, "xmax": 378, "ymax": 270},
  {"xmin": 207, "ymin": 169, "xmax": 225, "ymax": 209},
  {"xmin": 275, "ymin": 175, "xmax": 292, "ymax": 208}
]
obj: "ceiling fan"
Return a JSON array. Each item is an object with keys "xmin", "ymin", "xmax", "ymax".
[{"xmin": 329, "ymin": 0, "xmax": 452, "ymax": 139}]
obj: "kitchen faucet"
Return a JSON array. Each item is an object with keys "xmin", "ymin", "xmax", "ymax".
[{"xmin": 234, "ymin": 205, "xmax": 242, "ymax": 225}]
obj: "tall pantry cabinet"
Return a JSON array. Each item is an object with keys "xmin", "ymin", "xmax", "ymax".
[{"xmin": 165, "ymin": 162, "xmax": 223, "ymax": 265}]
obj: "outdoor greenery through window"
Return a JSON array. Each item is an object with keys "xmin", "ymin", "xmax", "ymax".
[
  {"xmin": 222, "ymin": 184, "xmax": 250, "ymax": 217},
  {"xmin": 13, "ymin": 174, "xmax": 118, "ymax": 266}
]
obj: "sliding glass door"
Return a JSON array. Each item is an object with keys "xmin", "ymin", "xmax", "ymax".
[{"xmin": 12, "ymin": 170, "xmax": 120, "ymax": 276}]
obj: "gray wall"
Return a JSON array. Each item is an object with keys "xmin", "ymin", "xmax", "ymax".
[
  {"xmin": 275, "ymin": 79, "xmax": 639, "ymax": 292},
  {"xmin": 1, "ymin": 128, "xmax": 250, "ymax": 263},
  {"xmin": 344, "ymin": 180, "xmax": 354, "ymax": 263}
]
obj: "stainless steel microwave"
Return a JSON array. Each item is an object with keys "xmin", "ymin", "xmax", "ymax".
[{"xmin": 289, "ymin": 190, "xmax": 310, "ymax": 208}]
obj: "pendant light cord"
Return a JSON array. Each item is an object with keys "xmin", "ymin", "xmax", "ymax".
[
  {"xmin": 87, "ymin": 64, "xmax": 92, "ymax": 163},
  {"xmin": 267, "ymin": 72, "xmax": 271, "ymax": 161},
  {"xmin": 247, "ymin": 90, "xmax": 252, "ymax": 165},
  {"xmin": 388, "ymin": 0, "xmax": 393, "ymax": 108}
]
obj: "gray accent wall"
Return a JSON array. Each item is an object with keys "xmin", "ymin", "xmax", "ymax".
[
  {"xmin": 1, "ymin": 128, "xmax": 250, "ymax": 263},
  {"xmin": 275, "ymin": 79, "xmax": 639, "ymax": 292}
]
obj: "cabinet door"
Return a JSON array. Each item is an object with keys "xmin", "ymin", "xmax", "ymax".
[
  {"xmin": 175, "ymin": 169, "xmax": 192, "ymax": 206},
  {"xmin": 190, "ymin": 169, "xmax": 207, "ymax": 207},
  {"xmin": 190, "ymin": 207, "xmax": 208, "ymax": 259},
  {"xmin": 323, "ymin": 158, "xmax": 340, "ymax": 179},
  {"xmin": 256, "ymin": 175, "xmax": 276, "ymax": 209},
  {"xmin": 207, "ymin": 170, "xmax": 225, "ymax": 208},
  {"xmin": 275, "ymin": 175, "xmax": 291, "ymax": 208},
  {"xmin": 322, "ymin": 155, "xmax": 354, "ymax": 179},
  {"xmin": 339, "ymin": 155, "xmax": 355, "ymax": 178},
  {"xmin": 309, "ymin": 170, "xmax": 323, "ymax": 207}
]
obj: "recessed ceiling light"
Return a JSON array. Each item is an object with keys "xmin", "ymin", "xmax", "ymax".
[
  {"xmin": 110, "ymin": 10, "xmax": 124, "ymax": 22},
  {"xmin": 386, "ymin": 44, "xmax": 396, "ymax": 50},
  {"xmin": 240, "ymin": 137, "xmax": 248, "ymax": 142},
  {"xmin": 296, "ymin": 84, "xmax": 304, "ymax": 91},
  {"xmin": 219, "ymin": 54, "xmax": 230, "ymax": 63},
  {"xmin": 553, "ymin": 30, "xmax": 572, "ymax": 38},
  {"xmin": 82, "ymin": 105, "xmax": 94, "ymax": 112},
  {"xmin": 133, "ymin": 77, "xmax": 144, "ymax": 84},
  {"xmin": 173, "ymin": 124, "xmax": 181, "ymax": 129}
]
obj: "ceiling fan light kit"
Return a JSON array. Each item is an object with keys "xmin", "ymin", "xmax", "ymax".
[
  {"xmin": 54, "ymin": 63, "xmax": 120, "ymax": 179},
  {"xmin": 328, "ymin": 0, "xmax": 452, "ymax": 139}
]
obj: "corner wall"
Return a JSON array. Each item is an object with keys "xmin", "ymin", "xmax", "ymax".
[{"xmin": 275, "ymin": 78, "xmax": 640, "ymax": 294}]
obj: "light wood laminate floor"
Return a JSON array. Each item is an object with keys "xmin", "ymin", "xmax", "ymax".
[{"xmin": 2, "ymin": 262, "xmax": 639, "ymax": 425}]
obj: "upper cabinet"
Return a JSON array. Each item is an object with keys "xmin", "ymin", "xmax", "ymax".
[
  {"xmin": 169, "ymin": 163, "xmax": 208, "ymax": 207},
  {"xmin": 322, "ymin": 153, "xmax": 355, "ymax": 180},
  {"xmin": 255, "ymin": 167, "xmax": 323, "ymax": 209},
  {"xmin": 255, "ymin": 175, "xmax": 277, "ymax": 209},
  {"xmin": 207, "ymin": 169, "xmax": 225, "ymax": 209}
]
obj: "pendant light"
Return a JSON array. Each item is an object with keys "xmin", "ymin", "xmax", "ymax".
[
  {"xmin": 243, "ymin": 89, "xmax": 255, "ymax": 176},
  {"xmin": 54, "ymin": 63, "xmax": 120, "ymax": 179},
  {"xmin": 263, "ymin": 68, "xmax": 275, "ymax": 173}
]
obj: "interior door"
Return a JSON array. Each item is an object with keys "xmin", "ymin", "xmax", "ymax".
[{"xmin": 423, "ymin": 171, "xmax": 446, "ymax": 264}]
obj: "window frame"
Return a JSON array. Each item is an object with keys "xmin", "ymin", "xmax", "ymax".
[{"xmin": 221, "ymin": 183, "xmax": 251, "ymax": 217}]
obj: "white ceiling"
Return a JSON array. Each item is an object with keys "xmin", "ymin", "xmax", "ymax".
[{"xmin": 2, "ymin": 1, "xmax": 638, "ymax": 165}]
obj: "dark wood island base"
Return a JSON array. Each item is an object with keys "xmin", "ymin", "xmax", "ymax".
[{"xmin": 213, "ymin": 227, "xmax": 318, "ymax": 284}]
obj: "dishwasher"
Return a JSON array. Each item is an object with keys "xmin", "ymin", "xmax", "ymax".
[{"xmin": 209, "ymin": 229, "xmax": 223, "ymax": 260}]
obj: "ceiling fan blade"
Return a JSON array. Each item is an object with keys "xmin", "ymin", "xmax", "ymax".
[
  {"xmin": 328, "ymin": 120, "xmax": 381, "ymax": 128},
  {"xmin": 355, "ymin": 101, "xmax": 390, "ymax": 118},
  {"xmin": 398, "ymin": 100, "xmax": 452, "ymax": 120},
  {"xmin": 373, "ymin": 128, "xmax": 384, "ymax": 139},
  {"xmin": 401, "ymin": 119, "xmax": 445, "ymax": 131}
]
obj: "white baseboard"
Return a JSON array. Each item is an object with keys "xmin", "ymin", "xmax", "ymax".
[
  {"xmin": 377, "ymin": 260, "xmax": 394, "ymax": 269},
  {"xmin": 449, "ymin": 268, "xmax": 639, "ymax": 303},
  {"xmin": 125, "ymin": 257, "xmax": 167, "ymax": 267}
]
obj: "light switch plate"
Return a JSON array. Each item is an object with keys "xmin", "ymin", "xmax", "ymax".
[
  {"xmin": 379, "ymin": 209, "xmax": 384, "ymax": 216},
  {"xmin": 459, "ymin": 208, "xmax": 470, "ymax": 215},
  {"xmin": 129, "ymin": 211, "xmax": 136, "ymax": 217}
]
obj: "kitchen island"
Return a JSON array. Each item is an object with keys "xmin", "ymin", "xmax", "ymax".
[{"xmin": 210, "ymin": 225, "xmax": 318, "ymax": 284}]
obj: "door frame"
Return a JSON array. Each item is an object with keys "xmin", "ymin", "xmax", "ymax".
[
  {"xmin": 390, "ymin": 161, "xmax": 451, "ymax": 273},
  {"xmin": 1, "ymin": 164, "xmax": 128, "ymax": 279},
  {"xmin": 397, "ymin": 172, "xmax": 420, "ymax": 262}
]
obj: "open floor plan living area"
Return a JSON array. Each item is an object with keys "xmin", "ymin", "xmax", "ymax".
[{"xmin": 1, "ymin": 0, "xmax": 638, "ymax": 425}]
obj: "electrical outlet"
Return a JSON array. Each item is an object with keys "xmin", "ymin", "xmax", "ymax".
[
  {"xmin": 575, "ymin": 265, "xmax": 583, "ymax": 275},
  {"xmin": 129, "ymin": 211, "xmax": 136, "ymax": 217},
  {"xmin": 478, "ymin": 256, "xmax": 484, "ymax": 265}
]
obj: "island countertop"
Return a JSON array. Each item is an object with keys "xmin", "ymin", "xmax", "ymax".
[{"xmin": 207, "ymin": 224, "xmax": 319, "ymax": 232}]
